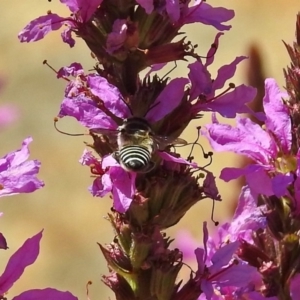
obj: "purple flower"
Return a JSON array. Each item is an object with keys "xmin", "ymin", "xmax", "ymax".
[
  {"xmin": 188, "ymin": 34, "xmax": 256, "ymax": 118},
  {"xmin": 59, "ymin": 69, "xmax": 189, "ymax": 129},
  {"xmin": 202, "ymin": 78, "xmax": 292, "ymax": 197},
  {"xmin": 59, "ymin": 67, "xmax": 196, "ymax": 211},
  {"xmin": 206, "ymin": 186, "xmax": 266, "ymax": 261},
  {"xmin": 136, "ymin": 0, "xmax": 234, "ymax": 30},
  {"xmin": 80, "ymin": 150, "xmax": 136, "ymax": 213},
  {"xmin": 0, "ymin": 137, "xmax": 44, "ymax": 197},
  {"xmin": 175, "ymin": 186, "xmax": 265, "ymax": 261},
  {"xmin": 195, "ymin": 222, "xmax": 258, "ymax": 300},
  {"xmin": 80, "ymin": 149, "xmax": 195, "ymax": 212},
  {"xmin": 106, "ymin": 19, "xmax": 129, "ymax": 54},
  {"xmin": 13, "ymin": 288, "xmax": 78, "ymax": 300},
  {"xmin": 0, "ymin": 231, "xmax": 77, "ymax": 300},
  {"xmin": 18, "ymin": 0, "xmax": 103, "ymax": 47}
]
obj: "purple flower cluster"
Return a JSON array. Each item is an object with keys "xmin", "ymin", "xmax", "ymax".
[
  {"xmin": 0, "ymin": 231, "xmax": 77, "ymax": 300},
  {"xmin": 0, "ymin": 105, "xmax": 78, "ymax": 298},
  {"xmin": 203, "ymin": 78, "xmax": 293, "ymax": 199},
  {"xmin": 17, "ymin": 0, "xmax": 300, "ymax": 299}
]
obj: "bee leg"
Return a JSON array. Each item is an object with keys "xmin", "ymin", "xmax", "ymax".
[
  {"xmin": 142, "ymin": 161, "xmax": 156, "ymax": 173},
  {"xmin": 112, "ymin": 151, "xmax": 121, "ymax": 163}
]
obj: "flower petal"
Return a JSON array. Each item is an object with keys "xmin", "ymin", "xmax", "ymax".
[
  {"xmin": 60, "ymin": 0, "xmax": 103, "ymax": 21},
  {"xmin": 182, "ymin": 2, "xmax": 234, "ymax": 31},
  {"xmin": 13, "ymin": 288, "xmax": 78, "ymax": 300},
  {"xmin": 263, "ymin": 78, "xmax": 291, "ymax": 153},
  {"xmin": 18, "ymin": 14, "xmax": 65, "ymax": 43},
  {"xmin": 0, "ymin": 231, "xmax": 43, "ymax": 294},
  {"xmin": 146, "ymin": 78, "xmax": 189, "ymax": 122}
]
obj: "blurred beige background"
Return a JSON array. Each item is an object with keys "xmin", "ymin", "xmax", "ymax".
[{"xmin": 0, "ymin": 0, "xmax": 298, "ymax": 299}]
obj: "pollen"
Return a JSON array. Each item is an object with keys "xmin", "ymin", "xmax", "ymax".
[
  {"xmin": 0, "ymin": 184, "xmax": 4, "ymax": 190},
  {"xmin": 275, "ymin": 154, "xmax": 297, "ymax": 173}
]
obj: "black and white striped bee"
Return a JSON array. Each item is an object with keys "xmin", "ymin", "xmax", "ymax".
[{"xmin": 92, "ymin": 116, "xmax": 186, "ymax": 173}]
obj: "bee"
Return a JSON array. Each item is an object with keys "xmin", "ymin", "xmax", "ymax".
[{"xmin": 92, "ymin": 116, "xmax": 186, "ymax": 173}]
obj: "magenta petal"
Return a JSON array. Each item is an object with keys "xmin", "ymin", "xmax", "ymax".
[
  {"xmin": 146, "ymin": 78, "xmax": 189, "ymax": 122},
  {"xmin": 110, "ymin": 168, "xmax": 136, "ymax": 212},
  {"xmin": 157, "ymin": 151, "xmax": 197, "ymax": 167},
  {"xmin": 18, "ymin": 14, "xmax": 66, "ymax": 43},
  {"xmin": 13, "ymin": 288, "xmax": 78, "ymax": 300},
  {"xmin": 106, "ymin": 19, "xmax": 128, "ymax": 54},
  {"xmin": 195, "ymin": 247, "xmax": 205, "ymax": 274},
  {"xmin": 166, "ymin": 0, "xmax": 180, "ymax": 22},
  {"xmin": 188, "ymin": 60, "xmax": 212, "ymax": 100},
  {"xmin": 213, "ymin": 57, "xmax": 247, "ymax": 91},
  {"xmin": 199, "ymin": 85, "xmax": 256, "ymax": 117},
  {"xmin": 102, "ymin": 155, "xmax": 119, "ymax": 168},
  {"xmin": 200, "ymin": 279, "xmax": 214, "ymax": 300},
  {"xmin": 89, "ymin": 175, "xmax": 111, "ymax": 197},
  {"xmin": 145, "ymin": 63, "xmax": 167, "ymax": 77},
  {"xmin": 0, "ymin": 231, "xmax": 43, "ymax": 294},
  {"xmin": 202, "ymin": 221, "xmax": 208, "ymax": 261},
  {"xmin": 0, "ymin": 138, "xmax": 44, "ymax": 197},
  {"xmin": 182, "ymin": 3, "xmax": 234, "ymax": 31},
  {"xmin": 57, "ymin": 63, "xmax": 84, "ymax": 78},
  {"xmin": 205, "ymin": 33, "xmax": 224, "ymax": 67},
  {"xmin": 0, "ymin": 137, "xmax": 31, "ymax": 170},
  {"xmin": 203, "ymin": 117, "xmax": 275, "ymax": 163},
  {"xmin": 87, "ymin": 75, "xmax": 130, "ymax": 119},
  {"xmin": 61, "ymin": 27, "xmax": 76, "ymax": 47},
  {"xmin": 60, "ymin": 0, "xmax": 103, "ymax": 21},
  {"xmin": 271, "ymin": 173, "xmax": 294, "ymax": 197},
  {"xmin": 263, "ymin": 78, "xmax": 291, "ymax": 153},
  {"xmin": 210, "ymin": 241, "xmax": 239, "ymax": 271},
  {"xmin": 215, "ymin": 263, "xmax": 259, "ymax": 288},
  {"xmin": 203, "ymin": 171, "xmax": 220, "ymax": 200},
  {"xmin": 245, "ymin": 169, "xmax": 274, "ymax": 196},
  {"xmin": 59, "ymin": 96, "xmax": 118, "ymax": 130},
  {"xmin": 220, "ymin": 164, "xmax": 266, "ymax": 182}
]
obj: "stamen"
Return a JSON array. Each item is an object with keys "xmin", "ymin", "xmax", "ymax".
[
  {"xmin": 86, "ymin": 280, "xmax": 92, "ymax": 300},
  {"xmin": 210, "ymin": 199, "xmax": 219, "ymax": 226},
  {"xmin": 53, "ymin": 117, "xmax": 85, "ymax": 136},
  {"xmin": 43, "ymin": 60, "xmax": 70, "ymax": 82},
  {"xmin": 161, "ymin": 61, "xmax": 178, "ymax": 80},
  {"xmin": 202, "ymin": 83, "xmax": 236, "ymax": 103}
]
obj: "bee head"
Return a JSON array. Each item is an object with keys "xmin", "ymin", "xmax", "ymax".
[{"xmin": 121, "ymin": 117, "xmax": 152, "ymax": 134}]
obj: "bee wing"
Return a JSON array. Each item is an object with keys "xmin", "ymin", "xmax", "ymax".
[
  {"xmin": 154, "ymin": 135, "xmax": 187, "ymax": 150},
  {"xmin": 90, "ymin": 128, "xmax": 119, "ymax": 143}
]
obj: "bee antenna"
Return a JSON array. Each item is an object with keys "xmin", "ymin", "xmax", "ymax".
[
  {"xmin": 54, "ymin": 117, "xmax": 85, "ymax": 136},
  {"xmin": 161, "ymin": 61, "xmax": 177, "ymax": 81},
  {"xmin": 210, "ymin": 198, "xmax": 219, "ymax": 226}
]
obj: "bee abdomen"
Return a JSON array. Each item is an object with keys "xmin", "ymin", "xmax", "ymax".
[{"xmin": 119, "ymin": 145, "xmax": 151, "ymax": 171}]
